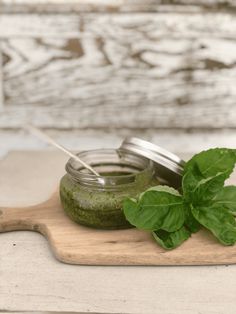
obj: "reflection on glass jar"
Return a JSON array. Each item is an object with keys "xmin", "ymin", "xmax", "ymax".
[{"xmin": 60, "ymin": 149, "xmax": 159, "ymax": 230}]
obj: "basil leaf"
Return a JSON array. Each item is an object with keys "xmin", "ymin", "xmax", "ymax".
[
  {"xmin": 183, "ymin": 148, "xmax": 236, "ymax": 204},
  {"xmin": 146, "ymin": 185, "xmax": 181, "ymax": 196},
  {"xmin": 184, "ymin": 148, "xmax": 235, "ymax": 176},
  {"xmin": 152, "ymin": 226, "xmax": 191, "ymax": 250},
  {"xmin": 184, "ymin": 204, "xmax": 201, "ymax": 233},
  {"xmin": 123, "ymin": 197, "xmax": 139, "ymax": 213},
  {"xmin": 213, "ymin": 186, "xmax": 236, "ymax": 215},
  {"xmin": 123, "ymin": 186, "xmax": 185, "ymax": 232},
  {"xmin": 183, "ymin": 170, "xmax": 231, "ymax": 204},
  {"xmin": 137, "ymin": 185, "xmax": 180, "ymax": 202},
  {"xmin": 191, "ymin": 205, "xmax": 236, "ymax": 245}
]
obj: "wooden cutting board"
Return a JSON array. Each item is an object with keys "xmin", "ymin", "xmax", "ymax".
[{"xmin": 1, "ymin": 190, "xmax": 236, "ymax": 266}]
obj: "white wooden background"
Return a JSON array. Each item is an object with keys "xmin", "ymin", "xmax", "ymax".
[{"xmin": 0, "ymin": 0, "xmax": 236, "ymax": 155}]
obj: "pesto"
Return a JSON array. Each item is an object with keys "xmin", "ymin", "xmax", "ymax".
[{"xmin": 60, "ymin": 171, "xmax": 159, "ymax": 230}]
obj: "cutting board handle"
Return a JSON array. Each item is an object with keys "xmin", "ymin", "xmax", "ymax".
[
  {"xmin": 0, "ymin": 192, "xmax": 60, "ymax": 234},
  {"xmin": 0, "ymin": 205, "xmax": 40, "ymax": 232}
]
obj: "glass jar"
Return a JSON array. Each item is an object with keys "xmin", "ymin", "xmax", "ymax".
[{"xmin": 59, "ymin": 149, "xmax": 159, "ymax": 230}]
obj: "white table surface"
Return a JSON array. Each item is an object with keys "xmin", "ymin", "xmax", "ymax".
[{"xmin": 0, "ymin": 151, "xmax": 236, "ymax": 314}]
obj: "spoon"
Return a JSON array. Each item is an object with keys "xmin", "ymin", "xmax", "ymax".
[{"xmin": 25, "ymin": 124, "xmax": 100, "ymax": 177}]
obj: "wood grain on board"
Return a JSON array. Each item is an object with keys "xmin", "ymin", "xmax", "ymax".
[
  {"xmin": 2, "ymin": 189, "xmax": 236, "ymax": 266},
  {"xmin": 0, "ymin": 13, "xmax": 236, "ymax": 129}
]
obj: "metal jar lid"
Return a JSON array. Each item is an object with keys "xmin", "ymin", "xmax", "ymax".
[{"xmin": 119, "ymin": 137, "xmax": 185, "ymax": 188}]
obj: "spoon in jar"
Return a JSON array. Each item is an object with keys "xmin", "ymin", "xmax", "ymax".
[{"xmin": 25, "ymin": 124, "xmax": 100, "ymax": 177}]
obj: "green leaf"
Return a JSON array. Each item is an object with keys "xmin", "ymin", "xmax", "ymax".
[
  {"xmin": 146, "ymin": 185, "xmax": 181, "ymax": 196},
  {"xmin": 213, "ymin": 186, "xmax": 236, "ymax": 215},
  {"xmin": 123, "ymin": 148, "xmax": 236, "ymax": 250},
  {"xmin": 183, "ymin": 148, "xmax": 236, "ymax": 204},
  {"xmin": 183, "ymin": 170, "xmax": 230, "ymax": 204},
  {"xmin": 184, "ymin": 203, "xmax": 201, "ymax": 233},
  {"xmin": 152, "ymin": 226, "xmax": 191, "ymax": 250},
  {"xmin": 184, "ymin": 148, "xmax": 235, "ymax": 176},
  {"xmin": 191, "ymin": 205, "xmax": 236, "ymax": 245},
  {"xmin": 137, "ymin": 185, "xmax": 180, "ymax": 202},
  {"xmin": 123, "ymin": 197, "xmax": 139, "ymax": 213},
  {"xmin": 123, "ymin": 186, "xmax": 185, "ymax": 232}
]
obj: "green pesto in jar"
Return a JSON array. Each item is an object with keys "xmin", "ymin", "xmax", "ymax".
[{"xmin": 59, "ymin": 149, "xmax": 159, "ymax": 230}]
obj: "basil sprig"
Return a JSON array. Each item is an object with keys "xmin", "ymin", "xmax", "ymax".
[{"xmin": 123, "ymin": 148, "xmax": 236, "ymax": 250}]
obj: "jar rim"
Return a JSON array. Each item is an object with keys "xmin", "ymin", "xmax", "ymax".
[{"xmin": 65, "ymin": 148, "xmax": 154, "ymax": 187}]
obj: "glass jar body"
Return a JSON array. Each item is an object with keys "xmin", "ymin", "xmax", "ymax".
[{"xmin": 60, "ymin": 149, "xmax": 159, "ymax": 229}]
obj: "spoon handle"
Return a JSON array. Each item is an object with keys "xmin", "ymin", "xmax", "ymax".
[{"xmin": 25, "ymin": 125, "xmax": 100, "ymax": 177}]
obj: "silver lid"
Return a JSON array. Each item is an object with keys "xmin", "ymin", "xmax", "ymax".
[{"xmin": 119, "ymin": 137, "xmax": 185, "ymax": 188}]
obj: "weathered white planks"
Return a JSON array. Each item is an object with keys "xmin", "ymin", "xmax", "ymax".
[
  {"xmin": 0, "ymin": 13, "xmax": 236, "ymax": 129},
  {"xmin": 0, "ymin": 43, "xmax": 3, "ymax": 111},
  {"xmin": 0, "ymin": 0, "xmax": 235, "ymax": 13},
  {"xmin": 0, "ymin": 14, "xmax": 82, "ymax": 38}
]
